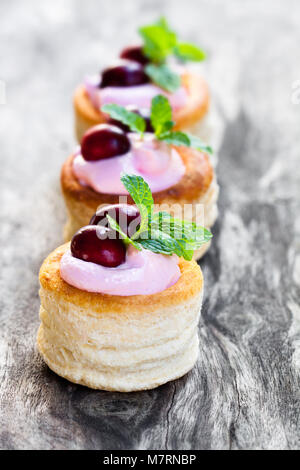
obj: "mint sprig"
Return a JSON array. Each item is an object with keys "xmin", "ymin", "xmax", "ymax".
[
  {"xmin": 139, "ymin": 17, "xmax": 206, "ymax": 93},
  {"xmin": 105, "ymin": 174, "xmax": 212, "ymax": 260},
  {"xmin": 139, "ymin": 18, "xmax": 177, "ymax": 64},
  {"xmin": 101, "ymin": 95, "xmax": 213, "ymax": 155},
  {"xmin": 139, "ymin": 17, "xmax": 206, "ymax": 65},
  {"xmin": 101, "ymin": 104, "xmax": 146, "ymax": 134},
  {"xmin": 151, "ymin": 95, "xmax": 213, "ymax": 154}
]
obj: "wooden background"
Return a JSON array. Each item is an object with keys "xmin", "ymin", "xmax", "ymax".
[{"xmin": 0, "ymin": 0, "xmax": 300, "ymax": 449}]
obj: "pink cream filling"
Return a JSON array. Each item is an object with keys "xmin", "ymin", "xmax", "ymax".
[
  {"xmin": 84, "ymin": 75, "xmax": 188, "ymax": 111},
  {"xmin": 72, "ymin": 133, "xmax": 185, "ymax": 194},
  {"xmin": 60, "ymin": 245, "xmax": 181, "ymax": 296}
]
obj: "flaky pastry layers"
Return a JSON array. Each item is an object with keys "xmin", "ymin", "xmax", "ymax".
[
  {"xmin": 37, "ymin": 243, "xmax": 203, "ymax": 392},
  {"xmin": 60, "ymin": 146, "xmax": 219, "ymax": 259},
  {"xmin": 74, "ymin": 73, "xmax": 210, "ymax": 142}
]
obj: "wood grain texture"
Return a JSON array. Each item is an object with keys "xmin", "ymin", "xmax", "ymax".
[{"xmin": 0, "ymin": 0, "xmax": 300, "ymax": 450}]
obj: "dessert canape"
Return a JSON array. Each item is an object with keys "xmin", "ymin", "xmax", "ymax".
[
  {"xmin": 62, "ymin": 96, "xmax": 219, "ymax": 260},
  {"xmin": 74, "ymin": 17, "xmax": 209, "ymax": 142},
  {"xmin": 38, "ymin": 175, "xmax": 212, "ymax": 392}
]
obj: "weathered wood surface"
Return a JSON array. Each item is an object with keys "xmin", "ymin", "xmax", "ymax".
[{"xmin": 1, "ymin": 0, "xmax": 300, "ymax": 450}]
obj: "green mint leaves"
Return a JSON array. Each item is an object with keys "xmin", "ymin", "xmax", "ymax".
[
  {"xmin": 157, "ymin": 130, "xmax": 190, "ymax": 147},
  {"xmin": 139, "ymin": 17, "xmax": 206, "ymax": 65},
  {"xmin": 101, "ymin": 95, "xmax": 213, "ymax": 155},
  {"xmin": 145, "ymin": 63, "xmax": 181, "ymax": 93},
  {"xmin": 139, "ymin": 17, "xmax": 206, "ymax": 92},
  {"xmin": 151, "ymin": 95, "xmax": 213, "ymax": 155},
  {"xmin": 150, "ymin": 94, "xmax": 174, "ymax": 135},
  {"xmin": 139, "ymin": 18, "xmax": 177, "ymax": 64},
  {"xmin": 121, "ymin": 174, "xmax": 153, "ymax": 240},
  {"xmin": 185, "ymin": 134, "xmax": 213, "ymax": 155},
  {"xmin": 174, "ymin": 42, "xmax": 206, "ymax": 62},
  {"xmin": 148, "ymin": 211, "xmax": 212, "ymax": 260},
  {"xmin": 101, "ymin": 104, "xmax": 146, "ymax": 134},
  {"xmin": 158, "ymin": 130, "xmax": 213, "ymax": 155},
  {"xmin": 107, "ymin": 174, "xmax": 212, "ymax": 260}
]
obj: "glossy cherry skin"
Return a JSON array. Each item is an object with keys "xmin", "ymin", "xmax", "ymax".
[
  {"xmin": 100, "ymin": 60, "xmax": 149, "ymax": 88},
  {"xmin": 89, "ymin": 204, "xmax": 141, "ymax": 238},
  {"xmin": 107, "ymin": 105, "xmax": 154, "ymax": 133},
  {"xmin": 81, "ymin": 124, "xmax": 130, "ymax": 161},
  {"xmin": 71, "ymin": 225, "xmax": 126, "ymax": 267},
  {"xmin": 120, "ymin": 46, "xmax": 149, "ymax": 65}
]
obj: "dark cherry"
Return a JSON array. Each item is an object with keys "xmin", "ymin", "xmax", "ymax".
[
  {"xmin": 71, "ymin": 225, "xmax": 126, "ymax": 267},
  {"xmin": 107, "ymin": 105, "xmax": 154, "ymax": 133},
  {"xmin": 89, "ymin": 204, "xmax": 141, "ymax": 238},
  {"xmin": 81, "ymin": 124, "xmax": 130, "ymax": 161},
  {"xmin": 100, "ymin": 60, "xmax": 149, "ymax": 88},
  {"xmin": 120, "ymin": 46, "xmax": 149, "ymax": 65}
]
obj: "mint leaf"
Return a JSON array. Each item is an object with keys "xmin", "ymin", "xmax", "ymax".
[
  {"xmin": 174, "ymin": 42, "xmax": 206, "ymax": 62},
  {"xmin": 150, "ymin": 95, "xmax": 212, "ymax": 155},
  {"xmin": 121, "ymin": 174, "xmax": 153, "ymax": 214},
  {"xmin": 138, "ymin": 228, "xmax": 187, "ymax": 258},
  {"xmin": 137, "ymin": 238, "xmax": 175, "ymax": 256},
  {"xmin": 145, "ymin": 64, "xmax": 181, "ymax": 93},
  {"xmin": 150, "ymin": 95, "xmax": 174, "ymax": 136},
  {"xmin": 186, "ymin": 134, "xmax": 213, "ymax": 155},
  {"xmin": 158, "ymin": 130, "xmax": 213, "ymax": 155},
  {"xmin": 106, "ymin": 215, "xmax": 141, "ymax": 250},
  {"xmin": 139, "ymin": 18, "xmax": 177, "ymax": 63},
  {"xmin": 101, "ymin": 104, "xmax": 146, "ymax": 134},
  {"xmin": 139, "ymin": 17, "xmax": 206, "ymax": 67},
  {"xmin": 157, "ymin": 131, "xmax": 190, "ymax": 147},
  {"xmin": 117, "ymin": 174, "xmax": 213, "ymax": 260},
  {"xmin": 121, "ymin": 174, "xmax": 153, "ymax": 239},
  {"xmin": 140, "ymin": 228, "xmax": 196, "ymax": 261},
  {"xmin": 148, "ymin": 213, "xmax": 212, "ymax": 261},
  {"xmin": 150, "ymin": 212, "xmax": 212, "ymax": 249}
]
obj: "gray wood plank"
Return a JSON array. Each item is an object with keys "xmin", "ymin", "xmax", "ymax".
[{"xmin": 0, "ymin": 0, "xmax": 300, "ymax": 450}]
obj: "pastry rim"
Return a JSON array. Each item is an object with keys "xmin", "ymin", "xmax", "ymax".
[{"xmin": 39, "ymin": 243, "xmax": 204, "ymax": 314}]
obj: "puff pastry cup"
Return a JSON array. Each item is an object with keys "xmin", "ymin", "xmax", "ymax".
[
  {"xmin": 61, "ymin": 146, "xmax": 218, "ymax": 260},
  {"xmin": 74, "ymin": 72, "xmax": 210, "ymax": 142},
  {"xmin": 37, "ymin": 243, "xmax": 204, "ymax": 392}
]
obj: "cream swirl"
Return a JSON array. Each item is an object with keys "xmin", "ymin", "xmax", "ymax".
[{"xmin": 60, "ymin": 245, "xmax": 181, "ymax": 296}]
